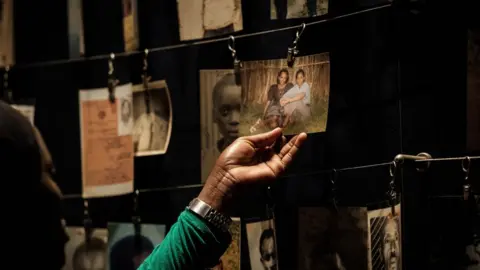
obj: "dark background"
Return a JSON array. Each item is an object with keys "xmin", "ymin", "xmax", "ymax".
[{"xmin": 1, "ymin": 0, "xmax": 479, "ymax": 269}]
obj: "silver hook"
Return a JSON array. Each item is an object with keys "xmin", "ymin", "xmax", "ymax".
[
  {"xmin": 293, "ymin": 23, "xmax": 306, "ymax": 47},
  {"xmin": 462, "ymin": 156, "xmax": 471, "ymax": 174},
  {"xmin": 389, "ymin": 160, "xmax": 397, "ymax": 177},
  {"xmin": 2, "ymin": 65, "xmax": 11, "ymax": 103},
  {"xmin": 143, "ymin": 49, "xmax": 149, "ymax": 73},
  {"xmin": 108, "ymin": 53, "xmax": 115, "ymax": 75},
  {"xmin": 330, "ymin": 169, "xmax": 338, "ymax": 210},
  {"xmin": 462, "ymin": 157, "xmax": 471, "ymax": 201},
  {"xmin": 228, "ymin": 36, "xmax": 236, "ymax": 58}
]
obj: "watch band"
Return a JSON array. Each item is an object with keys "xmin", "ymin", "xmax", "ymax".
[{"xmin": 187, "ymin": 198, "xmax": 232, "ymax": 233}]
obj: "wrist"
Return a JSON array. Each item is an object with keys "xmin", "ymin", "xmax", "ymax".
[{"xmin": 200, "ymin": 166, "xmax": 234, "ymax": 215}]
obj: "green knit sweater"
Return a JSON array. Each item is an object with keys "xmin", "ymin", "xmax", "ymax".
[{"xmin": 138, "ymin": 210, "xmax": 231, "ymax": 270}]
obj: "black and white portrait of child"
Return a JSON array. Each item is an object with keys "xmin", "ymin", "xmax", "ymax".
[
  {"xmin": 368, "ymin": 204, "xmax": 402, "ymax": 270},
  {"xmin": 200, "ymin": 70, "xmax": 242, "ymax": 183}
]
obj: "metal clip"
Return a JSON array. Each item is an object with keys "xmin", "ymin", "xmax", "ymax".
[
  {"xmin": 388, "ymin": 161, "xmax": 398, "ymax": 215},
  {"xmin": 83, "ymin": 200, "xmax": 93, "ymax": 246},
  {"xmin": 2, "ymin": 65, "xmax": 12, "ymax": 104},
  {"xmin": 287, "ymin": 23, "xmax": 306, "ymax": 68},
  {"xmin": 228, "ymin": 36, "xmax": 242, "ymax": 85},
  {"xmin": 132, "ymin": 190, "xmax": 142, "ymax": 252},
  {"xmin": 142, "ymin": 49, "xmax": 152, "ymax": 114},
  {"xmin": 330, "ymin": 169, "xmax": 338, "ymax": 211},
  {"xmin": 107, "ymin": 53, "xmax": 119, "ymax": 103},
  {"xmin": 265, "ymin": 186, "xmax": 275, "ymax": 219},
  {"xmin": 462, "ymin": 157, "xmax": 471, "ymax": 201}
]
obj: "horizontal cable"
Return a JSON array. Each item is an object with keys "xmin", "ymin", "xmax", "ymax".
[
  {"xmin": 12, "ymin": 3, "xmax": 392, "ymax": 70},
  {"xmin": 61, "ymin": 155, "xmax": 480, "ymax": 200},
  {"xmin": 416, "ymin": 156, "xmax": 480, "ymax": 162}
]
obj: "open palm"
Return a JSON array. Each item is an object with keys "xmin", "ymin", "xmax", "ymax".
[{"xmin": 213, "ymin": 128, "xmax": 307, "ymax": 187}]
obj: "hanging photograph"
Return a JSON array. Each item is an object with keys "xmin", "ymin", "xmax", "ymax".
[
  {"xmin": 200, "ymin": 70, "xmax": 241, "ymax": 183},
  {"xmin": 107, "ymin": 222, "xmax": 166, "ymax": 270},
  {"xmin": 465, "ymin": 195, "xmax": 480, "ymax": 270},
  {"xmin": 0, "ymin": 0, "xmax": 14, "ymax": 66},
  {"xmin": 122, "ymin": 0, "xmax": 139, "ymax": 52},
  {"xmin": 298, "ymin": 207, "xmax": 369, "ymax": 270},
  {"xmin": 132, "ymin": 80, "xmax": 172, "ymax": 157},
  {"xmin": 368, "ymin": 203, "xmax": 402, "ymax": 270},
  {"xmin": 467, "ymin": 28, "xmax": 480, "ymax": 152},
  {"xmin": 246, "ymin": 219, "xmax": 277, "ymax": 270},
  {"xmin": 240, "ymin": 53, "xmax": 330, "ymax": 136},
  {"xmin": 63, "ymin": 227, "xmax": 108, "ymax": 270},
  {"xmin": 271, "ymin": 0, "xmax": 328, "ymax": 20},
  {"xmin": 176, "ymin": 0, "xmax": 243, "ymax": 41},
  {"xmin": 79, "ymin": 84, "xmax": 134, "ymax": 198},
  {"xmin": 10, "ymin": 103, "xmax": 35, "ymax": 125},
  {"xmin": 208, "ymin": 218, "xmax": 241, "ymax": 270},
  {"xmin": 68, "ymin": 0, "xmax": 85, "ymax": 58}
]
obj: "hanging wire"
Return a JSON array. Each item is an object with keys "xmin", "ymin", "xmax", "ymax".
[
  {"xmin": 11, "ymin": 3, "xmax": 392, "ymax": 70},
  {"xmin": 61, "ymin": 155, "xmax": 479, "ymax": 200}
]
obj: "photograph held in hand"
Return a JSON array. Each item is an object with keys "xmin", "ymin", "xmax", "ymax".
[{"xmin": 240, "ymin": 53, "xmax": 330, "ymax": 136}]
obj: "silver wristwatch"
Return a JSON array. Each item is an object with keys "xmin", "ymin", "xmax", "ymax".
[{"xmin": 187, "ymin": 198, "xmax": 232, "ymax": 233}]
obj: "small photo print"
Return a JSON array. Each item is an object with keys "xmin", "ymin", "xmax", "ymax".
[
  {"xmin": 368, "ymin": 204, "xmax": 402, "ymax": 270},
  {"xmin": 10, "ymin": 104, "xmax": 35, "ymax": 125},
  {"xmin": 200, "ymin": 70, "xmax": 241, "ymax": 183},
  {"xmin": 132, "ymin": 80, "xmax": 172, "ymax": 157},
  {"xmin": 209, "ymin": 218, "xmax": 241, "ymax": 270},
  {"xmin": 240, "ymin": 53, "xmax": 330, "ymax": 136},
  {"xmin": 118, "ymin": 93, "xmax": 134, "ymax": 136},
  {"xmin": 246, "ymin": 219, "xmax": 277, "ymax": 270},
  {"xmin": 271, "ymin": 0, "xmax": 329, "ymax": 20},
  {"xmin": 63, "ymin": 227, "xmax": 108, "ymax": 270},
  {"xmin": 0, "ymin": 0, "xmax": 14, "ymax": 66},
  {"xmin": 176, "ymin": 0, "xmax": 243, "ymax": 41},
  {"xmin": 122, "ymin": 0, "xmax": 139, "ymax": 52},
  {"xmin": 298, "ymin": 207, "xmax": 369, "ymax": 270},
  {"xmin": 107, "ymin": 223, "xmax": 166, "ymax": 270}
]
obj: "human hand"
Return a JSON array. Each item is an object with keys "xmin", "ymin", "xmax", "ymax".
[
  {"xmin": 280, "ymin": 98, "xmax": 289, "ymax": 106},
  {"xmin": 198, "ymin": 128, "xmax": 307, "ymax": 214}
]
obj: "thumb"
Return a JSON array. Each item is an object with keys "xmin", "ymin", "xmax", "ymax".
[{"xmin": 242, "ymin": 128, "xmax": 283, "ymax": 148}]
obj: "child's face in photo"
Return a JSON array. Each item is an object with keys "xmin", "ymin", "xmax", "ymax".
[{"xmin": 296, "ymin": 73, "xmax": 305, "ymax": 86}]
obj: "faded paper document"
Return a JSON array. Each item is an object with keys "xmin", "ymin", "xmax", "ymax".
[
  {"xmin": 123, "ymin": 0, "xmax": 139, "ymax": 52},
  {"xmin": 10, "ymin": 104, "xmax": 35, "ymax": 125},
  {"xmin": 0, "ymin": 0, "xmax": 15, "ymax": 66},
  {"xmin": 79, "ymin": 84, "xmax": 134, "ymax": 198}
]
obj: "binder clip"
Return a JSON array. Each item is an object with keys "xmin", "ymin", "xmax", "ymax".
[
  {"xmin": 2, "ymin": 64, "xmax": 12, "ymax": 104},
  {"xmin": 132, "ymin": 190, "xmax": 142, "ymax": 253},
  {"xmin": 462, "ymin": 157, "xmax": 471, "ymax": 201}
]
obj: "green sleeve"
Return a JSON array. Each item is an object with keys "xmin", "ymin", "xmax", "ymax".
[{"xmin": 138, "ymin": 209, "xmax": 232, "ymax": 270}]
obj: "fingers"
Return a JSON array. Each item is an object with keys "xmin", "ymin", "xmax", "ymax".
[
  {"xmin": 278, "ymin": 132, "xmax": 307, "ymax": 167},
  {"xmin": 243, "ymin": 128, "xmax": 283, "ymax": 148}
]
